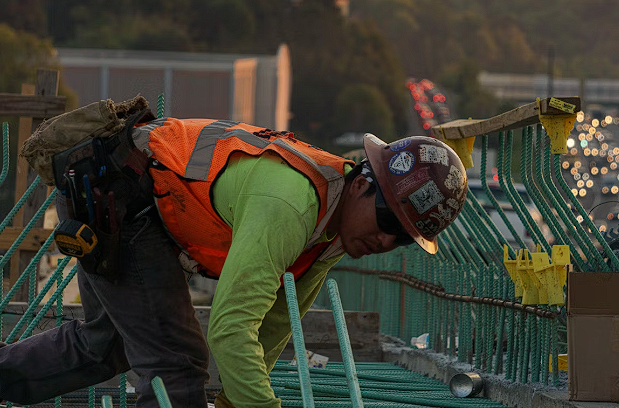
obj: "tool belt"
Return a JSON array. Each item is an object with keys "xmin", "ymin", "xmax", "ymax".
[{"xmin": 51, "ymin": 108, "xmax": 156, "ymax": 283}]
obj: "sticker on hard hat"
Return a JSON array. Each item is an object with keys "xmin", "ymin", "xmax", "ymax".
[
  {"xmin": 419, "ymin": 144, "xmax": 449, "ymax": 166},
  {"xmin": 444, "ymin": 165, "xmax": 465, "ymax": 198},
  {"xmin": 415, "ymin": 218, "xmax": 441, "ymax": 236},
  {"xmin": 395, "ymin": 167, "xmax": 430, "ymax": 195},
  {"xmin": 390, "ymin": 138, "xmax": 411, "ymax": 151},
  {"xmin": 388, "ymin": 151, "xmax": 415, "ymax": 175},
  {"xmin": 408, "ymin": 181, "xmax": 445, "ymax": 214}
]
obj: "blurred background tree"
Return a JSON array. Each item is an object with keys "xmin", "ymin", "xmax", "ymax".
[
  {"xmin": 0, "ymin": 0, "xmax": 618, "ymax": 146},
  {"xmin": 0, "ymin": 22, "xmax": 77, "ymax": 219}
]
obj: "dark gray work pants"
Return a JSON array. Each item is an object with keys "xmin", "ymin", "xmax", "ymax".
[{"xmin": 0, "ymin": 196, "xmax": 210, "ymax": 407}]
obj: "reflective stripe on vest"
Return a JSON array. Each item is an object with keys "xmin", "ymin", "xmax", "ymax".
[{"xmin": 132, "ymin": 118, "xmax": 354, "ymax": 279}]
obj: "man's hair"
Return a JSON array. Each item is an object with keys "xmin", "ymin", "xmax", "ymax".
[{"xmin": 345, "ymin": 162, "xmax": 376, "ymax": 198}]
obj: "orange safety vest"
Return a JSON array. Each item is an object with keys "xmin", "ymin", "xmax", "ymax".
[{"xmin": 132, "ymin": 118, "xmax": 354, "ymax": 280}]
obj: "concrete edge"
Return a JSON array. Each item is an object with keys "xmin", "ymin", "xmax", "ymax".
[{"xmin": 381, "ymin": 342, "xmax": 618, "ymax": 408}]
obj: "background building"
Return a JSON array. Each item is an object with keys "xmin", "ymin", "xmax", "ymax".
[{"xmin": 57, "ymin": 44, "xmax": 292, "ymax": 130}]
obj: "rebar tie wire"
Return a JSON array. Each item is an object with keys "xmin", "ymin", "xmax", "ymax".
[{"xmin": 331, "ymin": 266, "xmax": 558, "ymax": 319}]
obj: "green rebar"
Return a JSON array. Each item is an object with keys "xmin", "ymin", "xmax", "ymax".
[
  {"xmin": 537, "ymin": 127, "xmax": 598, "ymax": 269},
  {"xmin": 89, "ymin": 386, "xmax": 95, "ymax": 408},
  {"xmin": 0, "ymin": 176, "xmax": 43, "ymax": 236},
  {"xmin": 284, "ymin": 383, "xmax": 507, "ymax": 408},
  {"xmin": 550, "ymin": 134, "xmax": 619, "ymax": 270},
  {"xmin": 530, "ymin": 316, "xmax": 541, "ymax": 383},
  {"xmin": 522, "ymin": 126, "xmax": 584, "ymax": 269},
  {"xmin": 517, "ymin": 312, "xmax": 527, "ymax": 382},
  {"xmin": 521, "ymin": 314, "xmax": 532, "ymax": 383},
  {"xmin": 1, "ymin": 123, "xmax": 9, "ymax": 186},
  {"xmin": 481, "ymin": 135, "xmax": 526, "ymax": 248},
  {"xmin": 466, "ymin": 189, "xmax": 515, "ymax": 258},
  {"xmin": 509, "ymin": 311, "xmax": 520, "ymax": 381},
  {"xmin": 446, "ymin": 220, "xmax": 485, "ymax": 266},
  {"xmin": 460, "ymin": 203, "xmax": 499, "ymax": 263},
  {"xmin": 493, "ymin": 283, "xmax": 507, "ymax": 375},
  {"xmin": 551, "ymin": 317, "xmax": 559, "ymax": 386},
  {"xmin": 271, "ymin": 377, "xmax": 444, "ymax": 391},
  {"xmin": 157, "ymin": 93, "xmax": 165, "ymax": 119},
  {"xmin": 0, "ymin": 228, "xmax": 57, "ymax": 314},
  {"xmin": 5, "ymin": 256, "xmax": 71, "ymax": 342},
  {"xmin": 440, "ymin": 228, "xmax": 467, "ymax": 264},
  {"xmin": 151, "ymin": 377, "xmax": 173, "ymax": 408},
  {"xmin": 119, "ymin": 373, "xmax": 127, "ymax": 408},
  {"xmin": 499, "ymin": 131, "xmax": 547, "ymax": 251},
  {"xmin": 541, "ymin": 312, "xmax": 551, "ymax": 384},
  {"xmin": 326, "ymin": 279, "xmax": 364, "ymax": 408},
  {"xmin": 56, "ymin": 258, "xmax": 64, "ymax": 327},
  {"xmin": 19, "ymin": 265, "xmax": 78, "ymax": 340},
  {"xmin": 283, "ymin": 272, "xmax": 315, "ymax": 408},
  {"xmin": 101, "ymin": 395, "xmax": 113, "ymax": 408}
]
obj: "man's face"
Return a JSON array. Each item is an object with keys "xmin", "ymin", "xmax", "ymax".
[{"xmin": 338, "ymin": 176, "xmax": 401, "ymax": 259}]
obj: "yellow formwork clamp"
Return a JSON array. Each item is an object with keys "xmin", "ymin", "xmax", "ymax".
[
  {"xmin": 435, "ymin": 126, "xmax": 475, "ymax": 169},
  {"xmin": 443, "ymin": 137, "xmax": 476, "ymax": 169},
  {"xmin": 549, "ymin": 354, "xmax": 568, "ymax": 372},
  {"xmin": 516, "ymin": 248, "xmax": 540, "ymax": 305},
  {"xmin": 503, "ymin": 245, "xmax": 523, "ymax": 298},
  {"xmin": 530, "ymin": 252, "xmax": 550, "ymax": 305},
  {"xmin": 537, "ymin": 97, "xmax": 577, "ymax": 154},
  {"xmin": 531, "ymin": 245, "xmax": 570, "ymax": 306}
]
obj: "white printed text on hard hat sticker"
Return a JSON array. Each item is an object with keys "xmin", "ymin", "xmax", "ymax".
[
  {"xmin": 390, "ymin": 138, "xmax": 411, "ymax": 151},
  {"xmin": 389, "ymin": 151, "xmax": 415, "ymax": 175},
  {"xmin": 419, "ymin": 144, "xmax": 449, "ymax": 166},
  {"xmin": 408, "ymin": 181, "xmax": 444, "ymax": 214}
]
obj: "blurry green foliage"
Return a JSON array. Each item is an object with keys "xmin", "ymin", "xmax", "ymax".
[{"xmin": 334, "ymin": 84, "xmax": 395, "ymax": 140}]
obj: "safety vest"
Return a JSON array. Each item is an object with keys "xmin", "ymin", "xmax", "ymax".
[{"xmin": 132, "ymin": 118, "xmax": 354, "ymax": 279}]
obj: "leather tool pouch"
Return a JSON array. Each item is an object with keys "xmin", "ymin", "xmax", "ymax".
[{"xmin": 51, "ymin": 108, "xmax": 155, "ymax": 283}]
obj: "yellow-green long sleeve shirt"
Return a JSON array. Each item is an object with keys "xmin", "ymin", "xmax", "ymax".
[{"xmin": 207, "ymin": 151, "xmax": 346, "ymax": 407}]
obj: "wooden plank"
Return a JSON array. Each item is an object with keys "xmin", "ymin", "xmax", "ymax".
[
  {"xmin": 432, "ymin": 96, "xmax": 581, "ymax": 141},
  {"xmin": 9, "ymin": 84, "xmax": 35, "ymax": 291},
  {"xmin": 0, "ymin": 94, "xmax": 66, "ymax": 118},
  {"xmin": 0, "ymin": 227, "xmax": 54, "ymax": 251},
  {"xmin": 10, "ymin": 70, "xmax": 61, "ymax": 300}
]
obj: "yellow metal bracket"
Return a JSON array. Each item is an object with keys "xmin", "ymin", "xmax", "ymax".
[
  {"xmin": 537, "ymin": 97, "xmax": 577, "ymax": 154},
  {"xmin": 531, "ymin": 245, "xmax": 570, "ymax": 306},
  {"xmin": 504, "ymin": 245, "xmax": 522, "ymax": 298},
  {"xmin": 516, "ymin": 248, "xmax": 540, "ymax": 305},
  {"xmin": 437, "ymin": 125, "xmax": 475, "ymax": 169}
]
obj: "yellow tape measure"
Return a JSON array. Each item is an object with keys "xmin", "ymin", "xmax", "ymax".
[{"xmin": 54, "ymin": 219, "xmax": 98, "ymax": 258}]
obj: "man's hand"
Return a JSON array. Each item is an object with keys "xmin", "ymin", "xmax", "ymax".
[{"xmin": 214, "ymin": 393, "xmax": 234, "ymax": 408}]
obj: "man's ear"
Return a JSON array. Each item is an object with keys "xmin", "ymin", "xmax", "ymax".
[{"xmin": 349, "ymin": 174, "xmax": 371, "ymax": 197}]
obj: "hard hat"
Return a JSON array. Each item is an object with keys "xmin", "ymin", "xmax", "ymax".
[{"xmin": 363, "ymin": 133, "xmax": 467, "ymax": 254}]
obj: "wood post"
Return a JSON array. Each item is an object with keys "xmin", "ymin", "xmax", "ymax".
[{"xmin": 6, "ymin": 69, "xmax": 63, "ymax": 301}]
